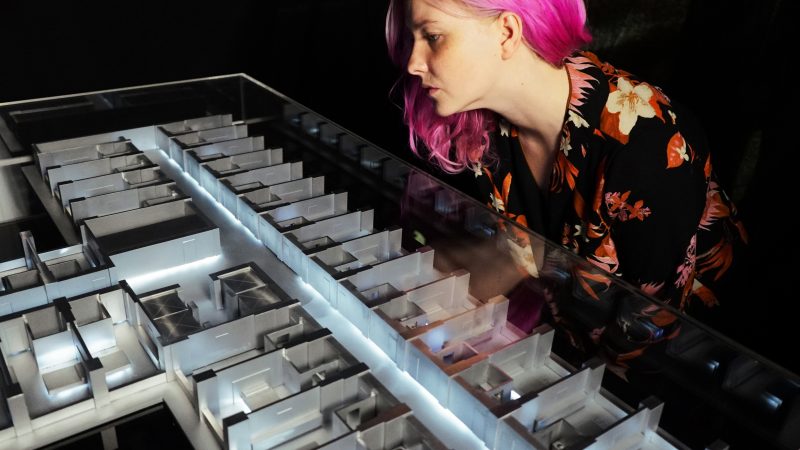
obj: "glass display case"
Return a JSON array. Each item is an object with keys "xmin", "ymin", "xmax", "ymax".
[{"xmin": 0, "ymin": 74, "xmax": 797, "ymax": 450}]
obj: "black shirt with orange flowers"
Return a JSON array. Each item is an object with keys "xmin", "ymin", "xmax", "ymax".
[{"xmin": 474, "ymin": 51, "xmax": 747, "ymax": 362}]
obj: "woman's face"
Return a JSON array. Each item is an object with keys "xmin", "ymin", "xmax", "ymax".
[{"xmin": 407, "ymin": 0, "xmax": 502, "ymax": 117}]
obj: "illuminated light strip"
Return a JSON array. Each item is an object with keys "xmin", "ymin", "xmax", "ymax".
[
  {"xmin": 126, "ymin": 255, "xmax": 221, "ymax": 288},
  {"xmin": 37, "ymin": 347, "xmax": 79, "ymax": 371},
  {"xmin": 104, "ymin": 366, "xmax": 133, "ymax": 385},
  {"xmin": 51, "ymin": 382, "xmax": 90, "ymax": 400}
]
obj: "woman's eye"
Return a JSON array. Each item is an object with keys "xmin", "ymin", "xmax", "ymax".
[{"xmin": 424, "ymin": 33, "xmax": 441, "ymax": 44}]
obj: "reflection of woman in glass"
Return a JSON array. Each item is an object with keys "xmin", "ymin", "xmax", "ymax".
[{"xmin": 386, "ymin": 0, "xmax": 746, "ymax": 364}]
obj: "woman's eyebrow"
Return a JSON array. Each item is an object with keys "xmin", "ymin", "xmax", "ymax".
[{"xmin": 410, "ymin": 19, "xmax": 439, "ymax": 30}]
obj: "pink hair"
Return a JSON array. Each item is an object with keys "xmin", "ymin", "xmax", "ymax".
[{"xmin": 386, "ymin": 0, "xmax": 592, "ymax": 173}]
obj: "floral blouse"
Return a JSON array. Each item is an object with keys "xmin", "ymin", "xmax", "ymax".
[{"xmin": 474, "ymin": 51, "xmax": 747, "ymax": 361}]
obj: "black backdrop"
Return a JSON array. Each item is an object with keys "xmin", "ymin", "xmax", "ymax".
[{"xmin": 1, "ymin": 0, "xmax": 794, "ymax": 371}]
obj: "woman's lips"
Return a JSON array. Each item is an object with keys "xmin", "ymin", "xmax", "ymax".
[{"xmin": 426, "ymin": 87, "xmax": 439, "ymax": 96}]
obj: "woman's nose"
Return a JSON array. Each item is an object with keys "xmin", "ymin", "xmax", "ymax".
[{"xmin": 407, "ymin": 44, "xmax": 428, "ymax": 77}]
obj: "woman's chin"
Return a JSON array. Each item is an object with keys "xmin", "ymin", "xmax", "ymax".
[
  {"xmin": 434, "ymin": 103, "xmax": 458, "ymax": 118},
  {"xmin": 434, "ymin": 99, "xmax": 477, "ymax": 118}
]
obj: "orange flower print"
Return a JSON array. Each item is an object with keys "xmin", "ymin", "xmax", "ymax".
[
  {"xmin": 589, "ymin": 234, "xmax": 619, "ymax": 273},
  {"xmin": 666, "ymin": 132, "xmax": 690, "ymax": 168},
  {"xmin": 486, "ymin": 172, "xmax": 528, "ymax": 236},
  {"xmin": 575, "ymin": 268, "xmax": 611, "ymax": 301},
  {"xmin": 697, "ymin": 238, "xmax": 734, "ymax": 281},
  {"xmin": 582, "ymin": 51, "xmax": 633, "ymax": 79},
  {"xmin": 513, "ymin": 214, "xmax": 527, "ymax": 228},
  {"xmin": 551, "ymin": 151, "xmax": 579, "ymax": 193},
  {"xmin": 605, "ymin": 191, "xmax": 652, "ymax": 222},
  {"xmin": 699, "ymin": 181, "xmax": 731, "ymax": 230},
  {"xmin": 692, "ymin": 279, "xmax": 719, "ymax": 307},
  {"xmin": 649, "ymin": 306, "xmax": 679, "ymax": 328},
  {"xmin": 606, "ymin": 78, "xmax": 658, "ymax": 135},
  {"xmin": 484, "ymin": 171, "xmax": 510, "ymax": 214}
]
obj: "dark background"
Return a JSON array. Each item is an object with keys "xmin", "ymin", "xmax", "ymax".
[{"xmin": 0, "ymin": 1, "xmax": 794, "ymax": 369}]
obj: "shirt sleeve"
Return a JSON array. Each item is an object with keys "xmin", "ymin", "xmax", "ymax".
[
  {"xmin": 597, "ymin": 95, "xmax": 708, "ymax": 307},
  {"xmin": 578, "ymin": 88, "xmax": 712, "ymax": 364}
]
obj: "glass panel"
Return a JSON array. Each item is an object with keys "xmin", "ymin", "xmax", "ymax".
[{"xmin": 1, "ymin": 74, "xmax": 797, "ymax": 450}]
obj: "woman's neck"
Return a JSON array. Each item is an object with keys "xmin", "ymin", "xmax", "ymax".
[{"xmin": 488, "ymin": 49, "xmax": 571, "ymax": 156}]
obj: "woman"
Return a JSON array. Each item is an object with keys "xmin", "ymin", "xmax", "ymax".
[{"xmin": 386, "ymin": 0, "xmax": 747, "ymax": 362}]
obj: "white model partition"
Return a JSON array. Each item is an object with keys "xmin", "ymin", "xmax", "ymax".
[
  {"xmin": 81, "ymin": 199, "xmax": 221, "ymax": 279},
  {"xmin": 197, "ymin": 333, "xmax": 363, "ymax": 448},
  {"xmin": 68, "ymin": 182, "xmax": 185, "ymax": 224},
  {"xmin": 156, "ymin": 114, "xmax": 235, "ymax": 155},
  {"xmin": 280, "ymin": 209, "xmax": 375, "ymax": 278},
  {"xmin": 306, "ymin": 228, "xmax": 404, "ymax": 301},
  {"xmin": 259, "ymin": 191, "xmax": 348, "ymax": 261},
  {"xmin": 218, "ymin": 161, "xmax": 304, "ymax": 213},
  {"xmin": 237, "ymin": 176, "xmax": 326, "ymax": 236},
  {"xmin": 370, "ymin": 271, "xmax": 476, "ymax": 357},
  {"xmin": 46, "ymin": 152, "xmax": 150, "ymax": 195},
  {"xmin": 494, "ymin": 360, "xmax": 628, "ymax": 450},
  {"xmin": 0, "ymin": 244, "xmax": 116, "ymax": 315},
  {"xmin": 57, "ymin": 166, "xmax": 166, "ymax": 209},
  {"xmin": 199, "ymin": 148, "xmax": 284, "ymax": 199},
  {"xmin": 334, "ymin": 248, "xmax": 441, "ymax": 336},
  {"xmin": 404, "ymin": 296, "xmax": 523, "ymax": 405},
  {"xmin": 182, "ymin": 134, "xmax": 260, "ymax": 175},
  {"xmin": 447, "ymin": 326, "xmax": 571, "ymax": 448},
  {"xmin": 583, "ymin": 397, "xmax": 676, "ymax": 449},
  {"xmin": 168, "ymin": 124, "xmax": 250, "ymax": 170},
  {"xmin": 35, "ymin": 139, "xmax": 138, "ymax": 177}
]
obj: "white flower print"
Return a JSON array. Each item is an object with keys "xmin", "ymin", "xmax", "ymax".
[
  {"xmin": 560, "ymin": 133, "xmax": 572, "ymax": 157},
  {"xmin": 676, "ymin": 141, "xmax": 689, "ymax": 162},
  {"xmin": 470, "ymin": 161, "xmax": 483, "ymax": 178},
  {"xmin": 605, "ymin": 77, "xmax": 656, "ymax": 135},
  {"xmin": 573, "ymin": 223, "xmax": 589, "ymax": 243},
  {"xmin": 499, "ymin": 120, "xmax": 510, "ymax": 137},
  {"xmin": 668, "ymin": 110, "xmax": 677, "ymax": 125},
  {"xmin": 489, "ymin": 193, "xmax": 505, "ymax": 212},
  {"xmin": 568, "ymin": 110, "xmax": 589, "ymax": 128}
]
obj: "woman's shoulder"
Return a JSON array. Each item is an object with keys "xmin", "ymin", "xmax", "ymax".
[
  {"xmin": 567, "ymin": 51, "xmax": 638, "ymax": 82},
  {"xmin": 567, "ymin": 51, "xmax": 684, "ymax": 148},
  {"xmin": 563, "ymin": 51, "xmax": 612, "ymax": 128}
]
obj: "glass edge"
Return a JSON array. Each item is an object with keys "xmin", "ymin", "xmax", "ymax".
[{"xmin": 0, "ymin": 73, "xmax": 248, "ymax": 108}]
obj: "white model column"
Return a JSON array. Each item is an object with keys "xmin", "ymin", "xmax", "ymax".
[
  {"xmin": 6, "ymin": 384, "xmax": 32, "ymax": 436},
  {"xmin": 224, "ymin": 413, "xmax": 250, "ymax": 450},
  {"xmin": 193, "ymin": 370, "xmax": 219, "ymax": 421},
  {"xmin": 101, "ymin": 426, "xmax": 118, "ymax": 450},
  {"xmin": 89, "ymin": 360, "xmax": 110, "ymax": 408}
]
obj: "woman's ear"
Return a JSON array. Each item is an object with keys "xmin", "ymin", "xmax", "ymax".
[{"xmin": 497, "ymin": 11, "xmax": 523, "ymax": 60}]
